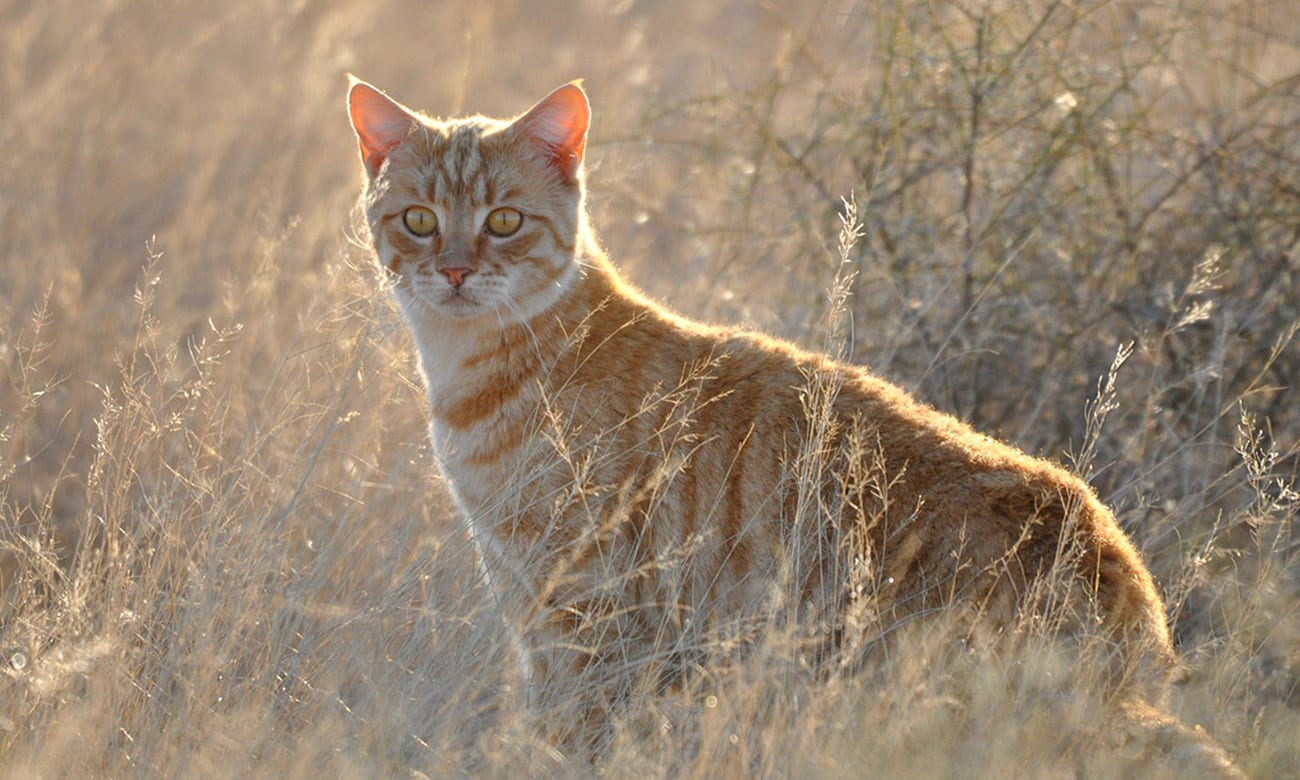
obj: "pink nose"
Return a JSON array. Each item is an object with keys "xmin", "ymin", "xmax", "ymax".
[{"xmin": 442, "ymin": 267, "xmax": 471, "ymax": 287}]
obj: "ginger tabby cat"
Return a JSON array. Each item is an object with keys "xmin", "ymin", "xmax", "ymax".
[{"xmin": 347, "ymin": 78, "xmax": 1237, "ymax": 772}]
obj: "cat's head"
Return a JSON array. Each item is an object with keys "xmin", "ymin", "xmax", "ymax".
[{"xmin": 348, "ymin": 78, "xmax": 590, "ymax": 322}]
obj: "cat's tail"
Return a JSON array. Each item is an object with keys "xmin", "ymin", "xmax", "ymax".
[{"xmin": 1106, "ymin": 699, "xmax": 1243, "ymax": 779}]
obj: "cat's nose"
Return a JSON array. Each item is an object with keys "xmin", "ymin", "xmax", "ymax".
[{"xmin": 442, "ymin": 267, "xmax": 472, "ymax": 287}]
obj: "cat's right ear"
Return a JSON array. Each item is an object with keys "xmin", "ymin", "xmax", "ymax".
[{"xmin": 348, "ymin": 77, "xmax": 419, "ymax": 178}]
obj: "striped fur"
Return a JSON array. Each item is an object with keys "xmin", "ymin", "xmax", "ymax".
[{"xmin": 346, "ymin": 80, "xmax": 1235, "ymax": 765}]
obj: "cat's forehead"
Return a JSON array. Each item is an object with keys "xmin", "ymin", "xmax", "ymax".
[
  {"xmin": 408, "ymin": 115, "xmax": 516, "ymax": 173},
  {"xmin": 424, "ymin": 114, "xmax": 512, "ymax": 146},
  {"xmin": 393, "ymin": 114, "xmax": 528, "ymax": 203}
]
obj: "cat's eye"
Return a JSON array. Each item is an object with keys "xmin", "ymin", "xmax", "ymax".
[
  {"xmin": 403, "ymin": 206, "xmax": 438, "ymax": 237},
  {"xmin": 485, "ymin": 207, "xmax": 523, "ymax": 237}
]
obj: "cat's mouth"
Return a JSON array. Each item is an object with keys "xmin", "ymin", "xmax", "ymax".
[{"xmin": 434, "ymin": 286, "xmax": 486, "ymax": 315}]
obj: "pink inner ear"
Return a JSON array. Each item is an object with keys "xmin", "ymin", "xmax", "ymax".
[
  {"xmin": 517, "ymin": 83, "xmax": 591, "ymax": 183},
  {"xmin": 348, "ymin": 80, "xmax": 418, "ymax": 177}
]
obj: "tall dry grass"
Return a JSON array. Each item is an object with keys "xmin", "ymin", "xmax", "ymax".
[{"xmin": 1, "ymin": 0, "xmax": 1297, "ymax": 776}]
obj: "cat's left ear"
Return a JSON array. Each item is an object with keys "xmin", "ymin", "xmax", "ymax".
[
  {"xmin": 348, "ymin": 77, "xmax": 420, "ymax": 178},
  {"xmin": 513, "ymin": 82, "xmax": 590, "ymax": 184}
]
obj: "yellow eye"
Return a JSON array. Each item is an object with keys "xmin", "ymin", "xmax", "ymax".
[
  {"xmin": 403, "ymin": 206, "xmax": 438, "ymax": 237},
  {"xmin": 485, "ymin": 207, "xmax": 523, "ymax": 237}
]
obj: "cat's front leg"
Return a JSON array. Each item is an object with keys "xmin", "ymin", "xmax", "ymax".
[{"xmin": 514, "ymin": 596, "xmax": 641, "ymax": 759}]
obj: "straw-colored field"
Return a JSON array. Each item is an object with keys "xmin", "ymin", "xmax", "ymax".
[{"xmin": 2, "ymin": 0, "xmax": 1297, "ymax": 776}]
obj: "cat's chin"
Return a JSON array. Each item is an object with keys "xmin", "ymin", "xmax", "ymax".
[{"xmin": 430, "ymin": 292, "xmax": 494, "ymax": 319}]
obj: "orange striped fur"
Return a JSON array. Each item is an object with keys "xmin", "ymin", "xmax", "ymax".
[{"xmin": 347, "ymin": 79, "xmax": 1235, "ymax": 770}]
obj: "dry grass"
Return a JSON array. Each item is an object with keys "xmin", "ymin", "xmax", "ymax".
[{"xmin": 1, "ymin": 0, "xmax": 1297, "ymax": 776}]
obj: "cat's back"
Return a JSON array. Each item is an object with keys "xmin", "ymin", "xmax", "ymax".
[{"xmin": 569, "ymin": 289, "xmax": 1172, "ymax": 664}]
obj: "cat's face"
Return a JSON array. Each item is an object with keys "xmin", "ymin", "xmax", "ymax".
[{"xmin": 349, "ymin": 80, "xmax": 590, "ymax": 322}]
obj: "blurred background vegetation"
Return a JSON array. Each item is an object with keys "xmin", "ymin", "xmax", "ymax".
[{"xmin": 1, "ymin": 0, "xmax": 1296, "ymax": 775}]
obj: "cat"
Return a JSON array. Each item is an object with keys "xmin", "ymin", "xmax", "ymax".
[{"xmin": 346, "ymin": 78, "xmax": 1237, "ymax": 771}]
